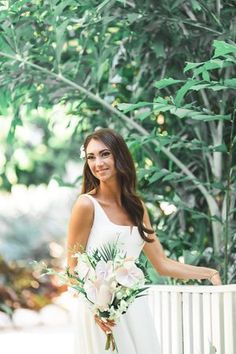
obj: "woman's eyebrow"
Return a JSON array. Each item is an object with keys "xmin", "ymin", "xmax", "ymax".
[{"xmin": 86, "ymin": 149, "xmax": 110, "ymax": 155}]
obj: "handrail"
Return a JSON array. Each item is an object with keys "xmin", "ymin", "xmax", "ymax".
[{"xmin": 149, "ymin": 284, "xmax": 236, "ymax": 293}]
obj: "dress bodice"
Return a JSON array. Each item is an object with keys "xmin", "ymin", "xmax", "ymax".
[
  {"xmin": 73, "ymin": 195, "xmax": 161, "ymax": 354},
  {"xmin": 82, "ymin": 194, "xmax": 145, "ymax": 259}
]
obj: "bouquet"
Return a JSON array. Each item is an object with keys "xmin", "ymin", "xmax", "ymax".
[{"xmin": 37, "ymin": 241, "xmax": 148, "ymax": 352}]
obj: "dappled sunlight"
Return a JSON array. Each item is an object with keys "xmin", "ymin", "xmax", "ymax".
[{"xmin": 160, "ymin": 201, "xmax": 177, "ymax": 216}]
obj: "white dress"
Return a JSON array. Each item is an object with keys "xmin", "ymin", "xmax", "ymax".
[{"xmin": 72, "ymin": 194, "xmax": 161, "ymax": 354}]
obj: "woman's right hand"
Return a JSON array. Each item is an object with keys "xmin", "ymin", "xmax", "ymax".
[{"xmin": 94, "ymin": 314, "xmax": 115, "ymax": 334}]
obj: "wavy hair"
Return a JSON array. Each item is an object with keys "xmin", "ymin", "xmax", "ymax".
[{"xmin": 81, "ymin": 128, "xmax": 154, "ymax": 242}]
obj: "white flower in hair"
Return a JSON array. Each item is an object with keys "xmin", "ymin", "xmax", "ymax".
[{"xmin": 80, "ymin": 144, "xmax": 86, "ymax": 159}]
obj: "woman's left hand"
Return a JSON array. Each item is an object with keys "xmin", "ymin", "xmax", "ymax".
[{"xmin": 210, "ymin": 271, "xmax": 222, "ymax": 285}]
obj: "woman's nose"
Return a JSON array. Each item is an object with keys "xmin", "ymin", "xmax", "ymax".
[{"xmin": 95, "ymin": 156, "xmax": 105, "ymax": 166}]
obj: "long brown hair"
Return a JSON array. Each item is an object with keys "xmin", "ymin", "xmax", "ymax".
[{"xmin": 81, "ymin": 128, "xmax": 154, "ymax": 242}]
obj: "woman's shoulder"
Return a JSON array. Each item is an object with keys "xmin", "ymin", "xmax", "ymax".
[
  {"xmin": 72, "ymin": 193, "xmax": 94, "ymax": 213},
  {"xmin": 68, "ymin": 194, "xmax": 94, "ymax": 238}
]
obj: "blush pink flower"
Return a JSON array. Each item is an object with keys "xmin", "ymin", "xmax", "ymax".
[
  {"xmin": 115, "ymin": 261, "xmax": 145, "ymax": 288},
  {"xmin": 84, "ymin": 279, "xmax": 115, "ymax": 311},
  {"xmin": 95, "ymin": 260, "xmax": 113, "ymax": 281},
  {"xmin": 97, "ymin": 283, "xmax": 115, "ymax": 310},
  {"xmin": 84, "ymin": 278, "xmax": 102, "ymax": 303}
]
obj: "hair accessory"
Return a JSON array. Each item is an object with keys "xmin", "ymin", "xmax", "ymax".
[{"xmin": 80, "ymin": 144, "xmax": 86, "ymax": 159}]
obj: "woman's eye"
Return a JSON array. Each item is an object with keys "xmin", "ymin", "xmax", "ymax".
[
  {"xmin": 102, "ymin": 151, "xmax": 111, "ymax": 157},
  {"xmin": 86, "ymin": 151, "xmax": 111, "ymax": 160}
]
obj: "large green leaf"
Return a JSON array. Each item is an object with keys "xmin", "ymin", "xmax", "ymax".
[
  {"xmin": 148, "ymin": 169, "xmax": 169, "ymax": 184},
  {"xmin": 0, "ymin": 36, "xmax": 15, "ymax": 55},
  {"xmin": 96, "ymin": 0, "xmax": 111, "ymax": 12},
  {"xmin": 154, "ymin": 97, "xmax": 232, "ymax": 121},
  {"xmin": 97, "ymin": 58, "xmax": 109, "ymax": 83},
  {"xmin": 151, "ymin": 40, "xmax": 166, "ymax": 59},
  {"xmin": 212, "ymin": 144, "xmax": 228, "ymax": 153},
  {"xmin": 54, "ymin": 0, "xmax": 77, "ymax": 17},
  {"xmin": 224, "ymin": 79, "xmax": 236, "ymax": 90},
  {"xmin": 117, "ymin": 102, "xmax": 152, "ymax": 113},
  {"xmin": 190, "ymin": 0, "xmax": 201, "ymax": 11},
  {"xmin": 154, "ymin": 78, "xmax": 183, "ymax": 89},
  {"xmin": 190, "ymin": 113, "xmax": 231, "ymax": 121},
  {"xmin": 184, "ymin": 61, "xmax": 203, "ymax": 73},
  {"xmin": 213, "ymin": 40, "xmax": 236, "ymax": 58},
  {"xmin": 175, "ymin": 79, "xmax": 199, "ymax": 106},
  {"xmin": 184, "ymin": 59, "xmax": 234, "ymax": 76},
  {"xmin": 56, "ymin": 20, "xmax": 70, "ymax": 66}
]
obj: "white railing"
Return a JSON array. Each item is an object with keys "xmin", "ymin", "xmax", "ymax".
[{"xmin": 148, "ymin": 284, "xmax": 236, "ymax": 354}]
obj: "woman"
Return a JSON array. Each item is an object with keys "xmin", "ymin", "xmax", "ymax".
[{"xmin": 67, "ymin": 128, "xmax": 221, "ymax": 354}]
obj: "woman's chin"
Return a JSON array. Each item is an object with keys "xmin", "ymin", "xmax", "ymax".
[
  {"xmin": 95, "ymin": 171, "xmax": 117, "ymax": 181},
  {"xmin": 98, "ymin": 174, "xmax": 117, "ymax": 182},
  {"xmin": 98, "ymin": 176, "xmax": 110, "ymax": 181}
]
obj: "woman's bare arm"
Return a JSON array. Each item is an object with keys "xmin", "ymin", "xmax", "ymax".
[
  {"xmin": 142, "ymin": 202, "xmax": 222, "ymax": 285},
  {"xmin": 67, "ymin": 195, "xmax": 115, "ymax": 333},
  {"xmin": 67, "ymin": 195, "xmax": 93, "ymax": 273}
]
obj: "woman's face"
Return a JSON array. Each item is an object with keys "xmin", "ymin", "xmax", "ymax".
[{"xmin": 85, "ymin": 139, "xmax": 117, "ymax": 181}]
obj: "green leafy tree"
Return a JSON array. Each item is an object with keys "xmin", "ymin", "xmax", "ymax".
[
  {"xmin": 120, "ymin": 40, "xmax": 236, "ymax": 284},
  {"xmin": 0, "ymin": 1, "xmax": 235, "ymax": 283}
]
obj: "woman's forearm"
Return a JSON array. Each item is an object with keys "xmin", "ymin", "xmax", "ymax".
[{"xmin": 159, "ymin": 257, "xmax": 216, "ymax": 281}]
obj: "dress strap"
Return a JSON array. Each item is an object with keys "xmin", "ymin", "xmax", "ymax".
[
  {"xmin": 82, "ymin": 194, "xmax": 107, "ymax": 223},
  {"xmin": 82, "ymin": 194, "xmax": 97, "ymax": 209},
  {"xmin": 82, "ymin": 194, "xmax": 94, "ymax": 203}
]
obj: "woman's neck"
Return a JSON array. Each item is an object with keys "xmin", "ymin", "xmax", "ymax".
[{"xmin": 96, "ymin": 183, "xmax": 122, "ymax": 206}]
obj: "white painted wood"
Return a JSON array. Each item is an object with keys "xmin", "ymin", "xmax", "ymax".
[
  {"xmin": 148, "ymin": 284, "xmax": 236, "ymax": 354},
  {"xmin": 161, "ymin": 291, "xmax": 171, "ymax": 354},
  {"xmin": 192, "ymin": 293, "xmax": 203, "ymax": 354},
  {"xmin": 202, "ymin": 292, "xmax": 212, "ymax": 353},
  {"xmin": 148, "ymin": 288, "xmax": 163, "ymax": 349},
  {"xmin": 223, "ymin": 292, "xmax": 234, "ymax": 354},
  {"xmin": 182, "ymin": 292, "xmax": 192, "ymax": 354},
  {"xmin": 170, "ymin": 292, "xmax": 182, "ymax": 354},
  {"xmin": 151, "ymin": 284, "xmax": 236, "ymax": 293},
  {"xmin": 211, "ymin": 292, "xmax": 223, "ymax": 353}
]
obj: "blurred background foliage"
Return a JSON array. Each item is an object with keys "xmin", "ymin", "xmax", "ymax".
[{"xmin": 0, "ymin": 0, "xmax": 235, "ymax": 312}]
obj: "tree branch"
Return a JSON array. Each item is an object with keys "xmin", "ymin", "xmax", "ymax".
[{"xmin": 216, "ymin": 0, "xmax": 221, "ymax": 17}]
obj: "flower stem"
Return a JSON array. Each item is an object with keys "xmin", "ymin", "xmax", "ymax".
[{"xmin": 105, "ymin": 332, "xmax": 118, "ymax": 352}]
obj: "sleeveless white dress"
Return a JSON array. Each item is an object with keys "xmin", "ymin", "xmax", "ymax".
[{"xmin": 72, "ymin": 194, "xmax": 161, "ymax": 354}]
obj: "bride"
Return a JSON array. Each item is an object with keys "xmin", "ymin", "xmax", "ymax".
[{"xmin": 67, "ymin": 128, "xmax": 221, "ymax": 354}]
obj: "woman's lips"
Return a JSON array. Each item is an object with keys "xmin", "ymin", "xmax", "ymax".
[{"xmin": 97, "ymin": 169, "xmax": 108, "ymax": 172}]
